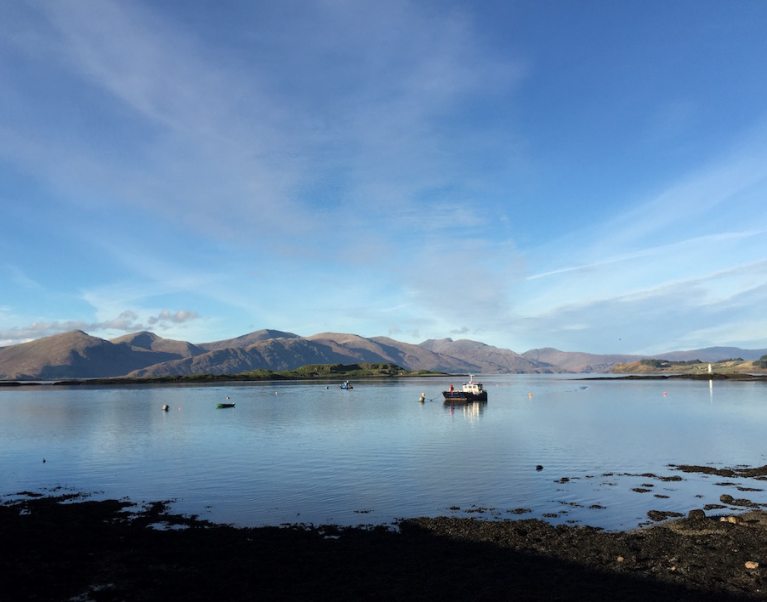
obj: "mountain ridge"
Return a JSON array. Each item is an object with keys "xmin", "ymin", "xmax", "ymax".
[{"xmin": 1, "ymin": 329, "xmax": 765, "ymax": 380}]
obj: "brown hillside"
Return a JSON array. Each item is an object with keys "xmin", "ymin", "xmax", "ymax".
[
  {"xmin": 199, "ymin": 330, "xmax": 299, "ymax": 352},
  {"xmin": 111, "ymin": 331, "xmax": 204, "ymax": 357},
  {"xmin": 523, "ymin": 348, "xmax": 639, "ymax": 373},
  {"xmin": 422, "ymin": 338, "xmax": 551, "ymax": 373},
  {"xmin": 0, "ymin": 331, "xmax": 180, "ymax": 380}
]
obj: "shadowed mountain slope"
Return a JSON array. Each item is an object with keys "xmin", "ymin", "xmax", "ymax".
[
  {"xmin": 306, "ymin": 333, "xmax": 478, "ymax": 373},
  {"xmin": 3, "ymin": 329, "xmax": 766, "ymax": 380},
  {"xmin": 522, "ymin": 348, "xmax": 640, "ymax": 373},
  {"xmin": 421, "ymin": 338, "xmax": 554, "ymax": 373},
  {"xmin": 199, "ymin": 329, "xmax": 300, "ymax": 352},
  {"xmin": 655, "ymin": 346, "xmax": 767, "ymax": 362},
  {"xmin": 0, "ymin": 331, "xmax": 182, "ymax": 379},
  {"xmin": 128, "ymin": 338, "xmax": 361, "ymax": 377},
  {"xmin": 372, "ymin": 336, "xmax": 481, "ymax": 373},
  {"xmin": 111, "ymin": 331, "xmax": 205, "ymax": 357}
]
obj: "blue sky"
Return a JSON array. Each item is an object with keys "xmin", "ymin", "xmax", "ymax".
[{"xmin": 1, "ymin": 0, "xmax": 766, "ymax": 354}]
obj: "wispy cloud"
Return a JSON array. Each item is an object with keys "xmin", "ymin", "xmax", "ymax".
[
  {"xmin": 527, "ymin": 229, "xmax": 767, "ymax": 282},
  {"xmin": 147, "ymin": 310, "xmax": 198, "ymax": 326},
  {"xmin": 1, "ymin": 0, "xmax": 530, "ymax": 346},
  {"xmin": 513, "ymin": 124, "xmax": 767, "ymax": 351},
  {"xmin": 0, "ymin": 308, "xmax": 199, "ymax": 346},
  {"xmin": 2, "ymin": 2, "xmax": 766, "ymax": 353},
  {"xmin": 593, "ymin": 133, "xmax": 767, "ymax": 254},
  {"xmin": 1, "ymin": 264, "xmax": 45, "ymax": 291},
  {"xmin": 2, "ymin": 1, "xmax": 522, "ymax": 250},
  {"xmin": 512, "ymin": 261, "xmax": 767, "ymax": 353}
]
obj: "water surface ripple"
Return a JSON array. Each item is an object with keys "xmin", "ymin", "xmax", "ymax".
[{"xmin": 2, "ymin": 375, "xmax": 766, "ymax": 529}]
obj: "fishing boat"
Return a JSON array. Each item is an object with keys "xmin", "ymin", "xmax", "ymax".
[
  {"xmin": 339, "ymin": 380, "xmax": 353, "ymax": 390},
  {"xmin": 443, "ymin": 375, "xmax": 487, "ymax": 402},
  {"xmin": 216, "ymin": 402, "xmax": 236, "ymax": 409}
]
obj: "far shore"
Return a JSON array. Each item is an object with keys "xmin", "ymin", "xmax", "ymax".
[
  {"xmin": 0, "ymin": 365, "xmax": 447, "ymax": 387},
  {"xmin": 4, "ymin": 371, "xmax": 767, "ymax": 387},
  {"xmin": 580, "ymin": 373, "xmax": 767, "ymax": 381}
]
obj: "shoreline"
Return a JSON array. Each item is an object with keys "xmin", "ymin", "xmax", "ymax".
[
  {"xmin": 580, "ymin": 373, "xmax": 767, "ymax": 381},
  {"xmin": 0, "ymin": 371, "xmax": 446, "ymax": 387},
  {"xmin": 3, "ymin": 490, "xmax": 766, "ymax": 600},
  {"xmin": 3, "ymin": 371, "xmax": 766, "ymax": 387}
]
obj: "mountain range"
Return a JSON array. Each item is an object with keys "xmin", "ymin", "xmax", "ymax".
[{"xmin": 1, "ymin": 329, "xmax": 765, "ymax": 381}]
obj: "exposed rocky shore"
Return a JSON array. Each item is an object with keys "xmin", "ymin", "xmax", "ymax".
[{"xmin": 3, "ymin": 491, "xmax": 766, "ymax": 601}]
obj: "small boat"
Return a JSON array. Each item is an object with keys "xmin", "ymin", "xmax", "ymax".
[
  {"xmin": 443, "ymin": 375, "xmax": 487, "ymax": 402},
  {"xmin": 340, "ymin": 380, "xmax": 353, "ymax": 390},
  {"xmin": 216, "ymin": 402, "xmax": 236, "ymax": 409}
]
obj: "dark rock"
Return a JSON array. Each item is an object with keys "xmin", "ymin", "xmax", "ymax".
[
  {"xmin": 507, "ymin": 507, "xmax": 531, "ymax": 515},
  {"xmin": 647, "ymin": 510, "xmax": 684, "ymax": 522},
  {"xmin": 720, "ymin": 494, "xmax": 759, "ymax": 508},
  {"xmin": 3, "ymin": 492, "xmax": 765, "ymax": 602},
  {"xmin": 675, "ymin": 464, "xmax": 767, "ymax": 478}
]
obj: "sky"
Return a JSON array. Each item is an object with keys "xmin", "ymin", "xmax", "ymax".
[{"xmin": 1, "ymin": 0, "xmax": 767, "ymax": 355}]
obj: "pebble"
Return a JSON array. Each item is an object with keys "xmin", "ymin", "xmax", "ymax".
[
  {"xmin": 745, "ymin": 561, "xmax": 759, "ymax": 570},
  {"xmin": 719, "ymin": 516, "xmax": 741, "ymax": 524}
]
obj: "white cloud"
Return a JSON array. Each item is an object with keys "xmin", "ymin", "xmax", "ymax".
[
  {"xmin": 1, "ymin": 264, "xmax": 45, "ymax": 291},
  {"xmin": 147, "ymin": 310, "xmax": 199, "ymax": 326},
  {"xmin": 511, "ymin": 261, "xmax": 767, "ymax": 353},
  {"xmin": 593, "ymin": 134, "xmax": 767, "ymax": 255},
  {"xmin": 3, "ymin": 2, "xmax": 765, "ymax": 355},
  {"xmin": 0, "ymin": 308, "xmax": 200, "ymax": 347},
  {"xmin": 2, "ymin": 1, "xmax": 524, "ymax": 252},
  {"xmin": 515, "ymin": 124, "xmax": 767, "ymax": 351}
]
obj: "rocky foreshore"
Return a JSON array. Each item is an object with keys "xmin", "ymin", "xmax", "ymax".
[{"xmin": 2, "ymin": 492, "xmax": 767, "ymax": 601}]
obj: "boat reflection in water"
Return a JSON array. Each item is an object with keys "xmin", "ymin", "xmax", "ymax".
[{"xmin": 444, "ymin": 400, "xmax": 487, "ymax": 420}]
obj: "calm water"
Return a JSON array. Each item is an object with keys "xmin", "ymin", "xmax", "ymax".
[{"xmin": 1, "ymin": 375, "xmax": 766, "ymax": 530}]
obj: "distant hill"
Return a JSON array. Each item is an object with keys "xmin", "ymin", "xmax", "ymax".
[
  {"xmin": 0, "ymin": 331, "xmax": 183, "ymax": 379},
  {"xmin": 373, "ymin": 336, "xmax": 480, "ymax": 373},
  {"xmin": 111, "ymin": 331, "xmax": 205, "ymax": 357},
  {"xmin": 613, "ymin": 358, "xmax": 767, "ymax": 375},
  {"xmin": 2, "ymin": 328, "xmax": 766, "ymax": 380},
  {"xmin": 421, "ymin": 339, "xmax": 553, "ymax": 373},
  {"xmin": 655, "ymin": 346, "xmax": 767, "ymax": 362},
  {"xmin": 522, "ymin": 348, "xmax": 639, "ymax": 373},
  {"xmin": 309, "ymin": 333, "xmax": 477, "ymax": 374},
  {"xmin": 199, "ymin": 329, "xmax": 300, "ymax": 352},
  {"xmin": 128, "ymin": 338, "xmax": 361, "ymax": 377}
]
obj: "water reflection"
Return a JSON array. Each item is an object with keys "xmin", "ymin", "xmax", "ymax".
[
  {"xmin": 443, "ymin": 400, "xmax": 487, "ymax": 420},
  {"xmin": 3, "ymin": 376, "xmax": 767, "ymax": 530}
]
